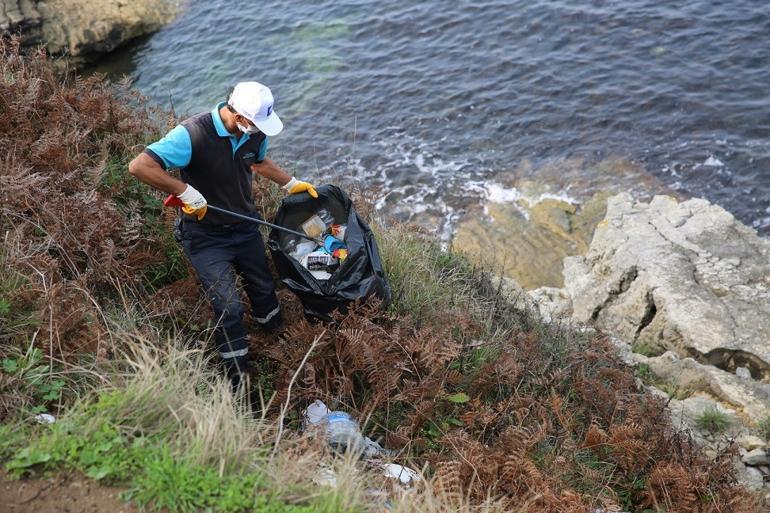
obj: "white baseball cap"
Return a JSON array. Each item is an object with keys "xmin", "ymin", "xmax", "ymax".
[{"xmin": 227, "ymin": 81, "xmax": 283, "ymax": 136}]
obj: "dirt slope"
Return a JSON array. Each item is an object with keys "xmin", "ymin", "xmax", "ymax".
[{"xmin": 0, "ymin": 471, "xmax": 135, "ymax": 513}]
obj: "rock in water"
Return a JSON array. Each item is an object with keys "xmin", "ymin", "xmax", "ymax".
[
  {"xmin": 5, "ymin": 0, "xmax": 176, "ymax": 65},
  {"xmin": 564, "ymin": 194, "xmax": 770, "ymax": 379},
  {"xmin": 453, "ymin": 188, "xmax": 608, "ymax": 290}
]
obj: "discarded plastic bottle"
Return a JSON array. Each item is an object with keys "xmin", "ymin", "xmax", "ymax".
[
  {"xmin": 316, "ymin": 208, "xmax": 335, "ymax": 227},
  {"xmin": 324, "ymin": 411, "xmax": 364, "ymax": 454}
]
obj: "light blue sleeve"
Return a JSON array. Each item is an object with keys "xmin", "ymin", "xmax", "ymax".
[
  {"xmin": 145, "ymin": 125, "xmax": 192, "ymax": 169},
  {"xmin": 257, "ymin": 137, "xmax": 269, "ymax": 162}
]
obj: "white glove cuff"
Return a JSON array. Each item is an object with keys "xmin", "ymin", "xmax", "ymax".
[
  {"xmin": 177, "ymin": 184, "xmax": 202, "ymax": 204},
  {"xmin": 282, "ymin": 177, "xmax": 299, "ymax": 191}
]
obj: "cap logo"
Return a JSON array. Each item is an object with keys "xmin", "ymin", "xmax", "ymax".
[{"xmin": 266, "ymin": 105, "xmax": 272, "ymax": 117}]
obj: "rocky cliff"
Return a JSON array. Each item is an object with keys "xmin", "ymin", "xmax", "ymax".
[
  {"xmin": 541, "ymin": 193, "xmax": 770, "ymax": 379},
  {"xmin": 2, "ymin": 0, "xmax": 176, "ymax": 64},
  {"xmin": 526, "ymin": 193, "xmax": 770, "ymax": 499}
]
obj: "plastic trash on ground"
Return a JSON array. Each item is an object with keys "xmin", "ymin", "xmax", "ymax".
[
  {"xmin": 324, "ymin": 411, "xmax": 365, "ymax": 454},
  {"xmin": 302, "ymin": 401, "xmax": 371, "ymax": 455},
  {"xmin": 381, "ymin": 463, "xmax": 420, "ymax": 485},
  {"xmin": 362, "ymin": 436, "xmax": 387, "ymax": 458},
  {"xmin": 303, "ymin": 403, "xmax": 390, "ymax": 458},
  {"xmin": 304, "ymin": 399, "xmax": 330, "ymax": 426},
  {"xmin": 312, "ymin": 466, "xmax": 338, "ymax": 487},
  {"xmin": 34, "ymin": 413, "xmax": 56, "ymax": 424},
  {"xmin": 268, "ymin": 184, "xmax": 391, "ymax": 320}
]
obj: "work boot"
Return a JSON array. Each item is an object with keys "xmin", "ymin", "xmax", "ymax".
[
  {"xmin": 229, "ymin": 371, "xmax": 247, "ymax": 394},
  {"xmin": 261, "ymin": 309, "xmax": 284, "ymax": 334},
  {"xmin": 224, "ymin": 355, "xmax": 248, "ymax": 393}
]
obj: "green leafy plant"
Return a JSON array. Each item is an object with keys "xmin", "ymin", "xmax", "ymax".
[
  {"xmin": 634, "ymin": 363, "xmax": 654, "ymax": 382},
  {"xmin": 2, "ymin": 346, "xmax": 66, "ymax": 414},
  {"xmin": 695, "ymin": 407, "xmax": 730, "ymax": 434},
  {"xmin": 447, "ymin": 392, "xmax": 470, "ymax": 404},
  {"xmin": 654, "ymin": 381, "xmax": 693, "ymax": 400},
  {"xmin": 0, "ymin": 297, "xmax": 10, "ymax": 315}
]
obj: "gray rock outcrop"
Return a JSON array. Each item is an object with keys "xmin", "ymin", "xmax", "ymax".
[
  {"xmin": 521, "ymin": 193, "xmax": 770, "ymax": 496},
  {"xmin": 644, "ymin": 351, "xmax": 770, "ymax": 423},
  {"xmin": 562, "ymin": 193, "xmax": 770, "ymax": 379},
  {"xmin": 3, "ymin": 0, "xmax": 176, "ymax": 65}
]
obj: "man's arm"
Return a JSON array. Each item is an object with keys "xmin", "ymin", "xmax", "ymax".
[
  {"xmin": 127, "ymin": 125, "xmax": 207, "ymax": 220},
  {"xmin": 250, "ymin": 157, "xmax": 292, "ymax": 187},
  {"xmin": 128, "ymin": 153, "xmax": 187, "ymax": 195},
  {"xmin": 128, "ymin": 124, "xmax": 193, "ymax": 195},
  {"xmin": 251, "ymin": 158, "xmax": 318, "ymax": 198}
]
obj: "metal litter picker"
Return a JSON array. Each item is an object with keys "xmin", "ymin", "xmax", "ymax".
[{"xmin": 163, "ymin": 195, "xmax": 324, "ymax": 245}]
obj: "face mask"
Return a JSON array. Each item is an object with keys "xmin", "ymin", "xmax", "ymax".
[{"xmin": 237, "ymin": 120, "xmax": 260, "ymax": 135}]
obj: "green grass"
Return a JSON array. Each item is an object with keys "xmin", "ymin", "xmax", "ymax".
[
  {"xmin": 631, "ymin": 341, "xmax": 664, "ymax": 357},
  {"xmin": 634, "ymin": 363, "xmax": 654, "ymax": 382},
  {"xmin": 634, "ymin": 363, "xmax": 692, "ymax": 400},
  {"xmin": 757, "ymin": 415, "xmax": 770, "ymax": 440},
  {"xmin": 694, "ymin": 407, "xmax": 730, "ymax": 435},
  {"xmin": 377, "ymin": 225, "xmax": 476, "ymax": 318},
  {"xmin": 3, "ymin": 339, "xmax": 367, "ymax": 513},
  {"xmin": 0, "ymin": 249, "xmax": 38, "ymax": 342},
  {"xmin": 5, "ymin": 421, "xmax": 352, "ymax": 513},
  {"xmin": 1, "ymin": 345, "xmax": 67, "ymax": 415}
]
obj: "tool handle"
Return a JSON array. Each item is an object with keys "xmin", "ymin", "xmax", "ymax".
[
  {"xmin": 164, "ymin": 195, "xmax": 185, "ymax": 207},
  {"xmin": 162, "ymin": 195, "xmax": 322, "ymax": 245}
]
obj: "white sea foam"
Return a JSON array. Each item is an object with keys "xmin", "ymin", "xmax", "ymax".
[
  {"xmin": 484, "ymin": 183, "xmax": 579, "ymax": 207},
  {"xmin": 485, "ymin": 183, "xmax": 522, "ymax": 203},
  {"xmin": 527, "ymin": 192, "xmax": 579, "ymax": 206},
  {"xmin": 702, "ymin": 156, "xmax": 724, "ymax": 167}
]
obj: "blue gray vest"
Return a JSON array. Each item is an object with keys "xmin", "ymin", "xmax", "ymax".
[{"xmin": 180, "ymin": 112, "xmax": 266, "ymax": 226}]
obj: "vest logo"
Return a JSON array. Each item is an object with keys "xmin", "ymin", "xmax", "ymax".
[{"xmin": 242, "ymin": 152, "xmax": 256, "ymax": 159}]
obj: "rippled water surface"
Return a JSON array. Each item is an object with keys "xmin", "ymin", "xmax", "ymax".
[{"xmin": 93, "ymin": 0, "xmax": 770, "ymax": 235}]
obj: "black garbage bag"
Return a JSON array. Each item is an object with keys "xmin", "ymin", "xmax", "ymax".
[{"xmin": 267, "ymin": 184, "xmax": 391, "ymax": 321}]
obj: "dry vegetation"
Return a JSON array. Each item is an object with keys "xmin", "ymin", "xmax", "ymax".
[
  {"xmin": 0, "ymin": 38, "xmax": 181, "ymax": 361},
  {"xmin": 0, "ymin": 38, "xmax": 761, "ymax": 512}
]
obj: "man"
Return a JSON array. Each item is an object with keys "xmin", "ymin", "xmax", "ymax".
[{"xmin": 128, "ymin": 81, "xmax": 317, "ymax": 390}]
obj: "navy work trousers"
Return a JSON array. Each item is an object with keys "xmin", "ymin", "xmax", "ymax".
[{"xmin": 180, "ymin": 218, "xmax": 281, "ymax": 382}]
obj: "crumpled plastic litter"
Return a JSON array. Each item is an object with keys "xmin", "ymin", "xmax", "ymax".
[
  {"xmin": 312, "ymin": 466, "xmax": 338, "ymax": 487},
  {"xmin": 304, "ymin": 399, "xmax": 330, "ymax": 425},
  {"xmin": 301, "ymin": 215, "xmax": 327, "ymax": 239},
  {"xmin": 308, "ymin": 269, "xmax": 333, "ymax": 280},
  {"xmin": 381, "ymin": 463, "xmax": 420, "ymax": 485},
  {"xmin": 289, "ymin": 240, "xmax": 318, "ymax": 261},
  {"xmin": 322, "ymin": 235, "xmax": 346, "ymax": 255},
  {"xmin": 302, "ymin": 400, "xmax": 389, "ymax": 458},
  {"xmin": 330, "ymin": 224, "xmax": 346, "ymax": 240},
  {"xmin": 34, "ymin": 413, "xmax": 56, "ymax": 424},
  {"xmin": 362, "ymin": 437, "xmax": 387, "ymax": 459},
  {"xmin": 304, "ymin": 250, "xmax": 337, "ymax": 270}
]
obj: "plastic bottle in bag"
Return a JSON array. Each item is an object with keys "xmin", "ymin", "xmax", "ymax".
[
  {"xmin": 324, "ymin": 411, "xmax": 364, "ymax": 453},
  {"xmin": 317, "ymin": 208, "xmax": 335, "ymax": 227}
]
